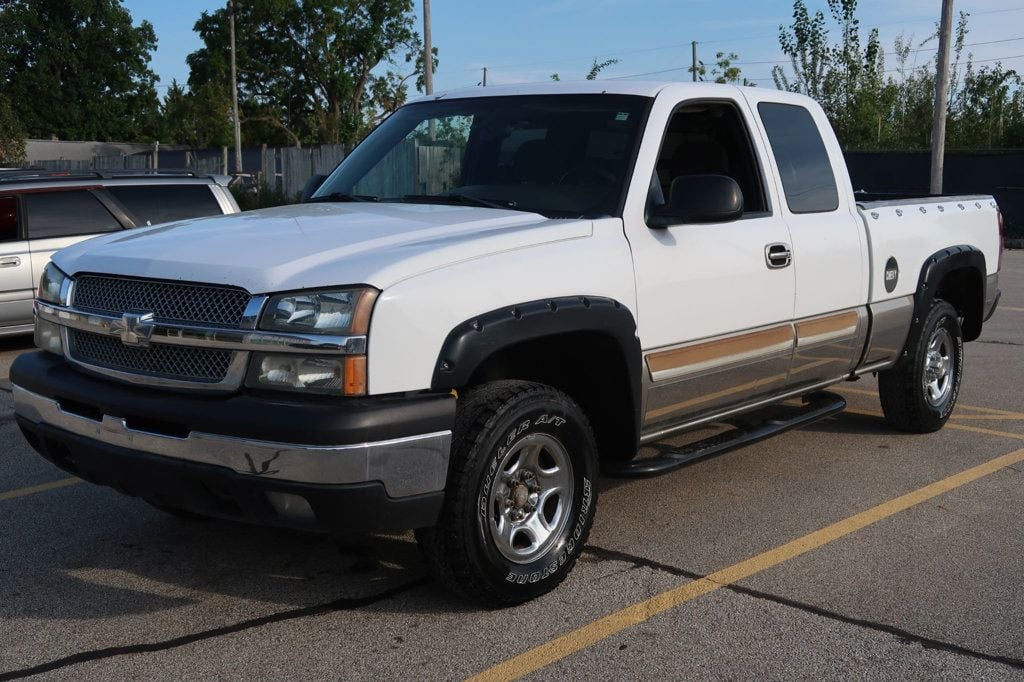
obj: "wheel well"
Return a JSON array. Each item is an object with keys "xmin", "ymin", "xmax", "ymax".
[
  {"xmin": 467, "ymin": 332, "xmax": 637, "ymax": 461},
  {"xmin": 935, "ymin": 266, "xmax": 984, "ymax": 341}
]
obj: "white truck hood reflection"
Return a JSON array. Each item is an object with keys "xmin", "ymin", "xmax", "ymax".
[{"xmin": 52, "ymin": 202, "xmax": 591, "ymax": 293}]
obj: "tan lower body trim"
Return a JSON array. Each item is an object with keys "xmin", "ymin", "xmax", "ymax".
[
  {"xmin": 646, "ymin": 325, "xmax": 793, "ymax": 382},
  {"xmin": 796, "ymin": 310, "xmax": 860, "ymax": 347}
]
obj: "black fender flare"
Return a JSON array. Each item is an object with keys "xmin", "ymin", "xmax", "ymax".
[
  {"xmin": 430, "ymin": 296, "xmax": 643, "ymax": 451},
  {"xmin": 908, "ymin": 245, "xmax": 987, "ymax": 347}
]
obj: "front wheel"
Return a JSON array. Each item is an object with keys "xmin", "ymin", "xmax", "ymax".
[
  {"xmin": 879, "ymin": 300, "xmax": 964, "ymax": 433},
  {"xmin": 416, "ymin": 381, "xmax": 598, "ymax": 607}
]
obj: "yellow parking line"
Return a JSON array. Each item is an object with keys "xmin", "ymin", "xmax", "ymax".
[
  {"xmin": 841, "ymin": 387, "xmax": 1024, "ymax": 420},
  {"xmin": 1000, "ymin": 306, "xmax": 1024, "ymax": 312},
  {"xmin": 844, "ymin": 406, "xmax": 1024, "ymax": 441},
  {"xmin": 471, "ymin": 444, "xmax": 1024, "ymax": 682},
  {"xmin": 949, "ymin": 414, "xmax": 1024, "ymax": 421},
  {"xmin": 0, "ymin": 477, "xmax": 81, "ymax": 502}
]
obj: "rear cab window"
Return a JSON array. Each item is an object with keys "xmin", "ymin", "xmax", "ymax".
[
  {"xmin": 757, "ymin": 102, "xmax": 839, "ymax": 214},
  {"xmin": 106, "ymin": 185, "xmax": 223, "ymax": 226},
  {"xmin": 24, "ymin": 190, "xmax": 122, "ymax": 239}
]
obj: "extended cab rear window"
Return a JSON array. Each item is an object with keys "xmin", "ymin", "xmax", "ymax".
[
  {"xmin": 757, "ymin": 102, "xmax": 839, "ymax": 214},
  {"xmin": 107, "ymin": 185, "xmax": 222, "ymax": 226},
  {"xmin": 24, "ymin": 190, "xmax": 122, "ymax": 239}
]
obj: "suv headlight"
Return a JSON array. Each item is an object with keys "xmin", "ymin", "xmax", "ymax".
[
  {"xmin": 37, "ymin": 262, "xmax": 69, "ymax": 305},
  {"xmin": 260, "ymin": 288, "xmax": 377, "ymax": 336},
  {"xmin": 248, "ymin": 287, "xmax": 377, "ymax": 396}
]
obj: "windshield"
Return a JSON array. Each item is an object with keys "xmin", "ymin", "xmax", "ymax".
[{"xmin": 316, "ymin": 94, "xmax": 650, "ymax": 218}]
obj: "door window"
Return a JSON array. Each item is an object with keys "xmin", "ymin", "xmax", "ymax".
[
  {"xmin": 757, "ymin": 102, "xmax": 839, "ymax": 214},
  {"xmin": 652, "ymin": 101, "xmax": 770, "ymax": 216},
  {"xmin": 0, "ymin": 197, "xmax": 18, "ymax": 241},
  {"xmin": 24, "ymin": 190, "xmax": 122, "ymax": 239},
  {"xmin": 106, "ymin": 185, "xmax": 223, "ymax": 226}
]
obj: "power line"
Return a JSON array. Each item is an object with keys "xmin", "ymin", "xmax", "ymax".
[
  {"xmin": 699, "ymin": 6, "xmax": 1024, "ymax": 45},
  {"xmin": 463, "ymin": 6, "xmax": 1024, "ymax": 78},
  {"xmin": 609, "ymin": 50, "xmax": 1024, "ymax": 82}
]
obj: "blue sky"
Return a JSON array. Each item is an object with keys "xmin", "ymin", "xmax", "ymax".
[{"xmin": 123, "ymin": 0, "xmax": 1024, "ymax": 96}]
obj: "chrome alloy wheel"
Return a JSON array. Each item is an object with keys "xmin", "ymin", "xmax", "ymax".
[
  {"xmin": 923, "ymin": 326, "xmax": 955, "ymax": 406},
  {"xmin": 487, "ymin": 433, "xmax": 574, "ymax": 564}
]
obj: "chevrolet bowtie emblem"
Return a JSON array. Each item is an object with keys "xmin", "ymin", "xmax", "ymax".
[{"xmin": 113, "ymin": 311, "xmax": 155, "ymax": 347}]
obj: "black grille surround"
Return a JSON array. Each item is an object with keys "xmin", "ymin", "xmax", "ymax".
[
  {"xmin": 72, "ymin": 275, "xmax": 251, "ymax": 328},
  {"xmin": 69, "ymin": 330, "xmax": 233, "ymax": 383}
]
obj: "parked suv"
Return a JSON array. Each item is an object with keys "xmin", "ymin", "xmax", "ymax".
[{"xmin": 0, "ymin": 170, "xmax": 239, "ymax": 336}]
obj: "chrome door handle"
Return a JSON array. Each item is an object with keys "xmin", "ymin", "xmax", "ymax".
[
  {"xmin": 765, "ymin": 243, "xmax": 792, "ymax": 269},
  {"xmin": 0, "ymin": 256, "xmax": 21, "ymax": 268}
]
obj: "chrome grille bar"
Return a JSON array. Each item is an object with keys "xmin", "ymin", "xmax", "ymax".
[{"xmin": 37, "ymin": 302, "xmax": 367, "ymax": 355}]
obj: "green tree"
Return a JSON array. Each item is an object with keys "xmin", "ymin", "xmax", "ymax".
[
  {"xmin": 710, "ymin": 52, "xmax": 755, "ymax": 85},
  {"xmin": 0, "ymin": 0, "xmax": 161, "ymax": 142},
  {"xmin": 186, "ymin": 0, "xmax": 427, "ymax": 149},
  {"xmin": 550, "ymin": 56, "xmax": 619, "ymax": 82},
  {"xmin": 0, "ymin": 95, "xmax": 27, "ymax": 166},
  {"xmin": 687, "ymin": 51, "xmax": 753, "ymax": 84},
  {"xmin": 772, "ymin": 1, "xmax": 1024, "ymax": 151},
  {"xmin": 159, "ymin": 80, "xmax": 234, "ymax": 149}
]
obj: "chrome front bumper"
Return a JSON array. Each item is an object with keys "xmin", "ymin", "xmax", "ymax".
[{"xmin": 13, "ymin": 385, "xmax": 451, "ymax": 498}]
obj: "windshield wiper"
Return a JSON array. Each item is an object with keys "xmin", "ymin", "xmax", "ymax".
[
  {"xmin": 308, "ymin": 192, "xmax": 379, "ymax": 203},
  {"xmin": 402, "ymin": 194, "xmax": 522, "ymax": 211}
]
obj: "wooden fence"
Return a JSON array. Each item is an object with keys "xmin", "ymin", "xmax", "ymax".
[
  {"xmin": 261, "ymin": 144, "xmax": 346, "ymax": 198},
  {"xmin": 351, "ymin": 139, "xmax": 462, "ymax": 198}
]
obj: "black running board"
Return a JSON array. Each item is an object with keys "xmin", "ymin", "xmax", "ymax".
[{"xmin": 603, "ymin": 391, "xmax": 847, "ymax": 478}]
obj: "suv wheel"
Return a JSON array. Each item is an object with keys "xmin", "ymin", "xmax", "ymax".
[{"xmin": 416, "ymin": 381, "xmax": 598, "ymax": 607}]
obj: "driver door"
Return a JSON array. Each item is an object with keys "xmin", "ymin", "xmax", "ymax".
[{"xmin": 623, "ymin": 91, "xmax": 796, "ymax": 437}]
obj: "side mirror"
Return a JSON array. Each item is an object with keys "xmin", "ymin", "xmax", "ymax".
[
  {"xmin": 300, "ymin": 174, "xmax": 328, "ymax": 203},
  {"xmin": 648, "ymin": 174, "xmax": 743, "ymax": 228}
]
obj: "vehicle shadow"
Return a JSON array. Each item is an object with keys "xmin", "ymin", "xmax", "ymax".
[
  {"xmin": 0, "ymin": 406, "xmax": 906, "ymax": 624},
  {"xmin": 0, "ymin": 335, "xmax": 34, "ymax": 353},
  {"xmin": 597, "ymin": 407, "xmax": 902, "ymax": 495},
  {"xmin": 0, "ymin": 493, "xmax": 483, "ymax": 623}
]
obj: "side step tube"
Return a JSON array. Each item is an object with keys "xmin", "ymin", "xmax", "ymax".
[{"xmin": 603, "ymin": 391, "xmax": 847, "ymax": 478}]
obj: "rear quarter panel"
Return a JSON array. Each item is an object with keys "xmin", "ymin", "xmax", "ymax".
[{"xmin": 858, "ymin": 197, "xmax": 1000, "ymax": 303}]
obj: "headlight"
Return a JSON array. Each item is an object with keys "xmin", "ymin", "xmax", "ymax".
[
  {"xmin": 37, "ymin": 262, "xmax": 69, "ymax": 305},
  {"xmin": 260, "ymin": 288, "xmax": 377, "ymax": 335},
  {"xmin": 245, "ymin": 353, "xmax": 367, "ymax": 396}
]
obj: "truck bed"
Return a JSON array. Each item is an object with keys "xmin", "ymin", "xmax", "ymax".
[{"xmin": 856, "ymin": 194, "xmax": 1000, "ymax": 304}]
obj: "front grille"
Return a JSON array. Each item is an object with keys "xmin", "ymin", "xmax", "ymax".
[
  {"xmin": 70, "ymin": 330, "xmax": 233, "ymax": 383},
  {"xmin": 73, "ymin": 275, "xmax": 251, "ymax": 328}
]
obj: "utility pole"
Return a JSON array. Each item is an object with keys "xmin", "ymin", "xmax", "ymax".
[
  {"xmin": 930, "ymin": 0, "xmax": 954, "ymax": 195},
  {"xmin": 482, "ymin": 67, "xmax": 487, "ymax": 87},
  {"xmin": 423, "ymin": 0, "xmax": 433, "ymax": 95},
  {"xmin": 229, "ymin": 0, "xmax": 243, "ymax": 173},
  {"xmin": 691, "ymin": 41, "xmax": 697, "ymax": 82}
]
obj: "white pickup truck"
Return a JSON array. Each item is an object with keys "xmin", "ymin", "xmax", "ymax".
[{"xmin": 11, "ymin": 82, "xmax": 1003, "ymax": 606}]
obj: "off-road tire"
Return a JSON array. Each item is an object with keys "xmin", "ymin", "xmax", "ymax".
[
  {"xmin": 416, "ymin": 381, "xmax": 598, "ymax": 607},
  {"xmin": 878, "ymin": 300, "xmax": 964, "ymax": 433}
]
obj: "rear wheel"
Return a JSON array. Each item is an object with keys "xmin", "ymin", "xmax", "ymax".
[
  {"xmin": 416, "ymin": 381, "xmax": 598, "ymax": 607},
  {"xmin": 879, "ymin": 300, "xmax": 964, "ymax": 433}
]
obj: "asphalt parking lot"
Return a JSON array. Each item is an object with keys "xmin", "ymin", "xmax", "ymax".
[{"xmin": 1, "ymin": 252, "xmax": 1022, "ymax": 681}]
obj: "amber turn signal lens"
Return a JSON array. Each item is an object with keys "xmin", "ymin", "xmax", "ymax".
[{"xmin": 343, "ymin": 356, "xmax": 367, "ymax": 396}]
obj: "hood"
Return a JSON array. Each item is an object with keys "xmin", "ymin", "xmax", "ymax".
[{"xmin": 53, "ymin": 202, "xmax": 592, "ymax": 293}]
